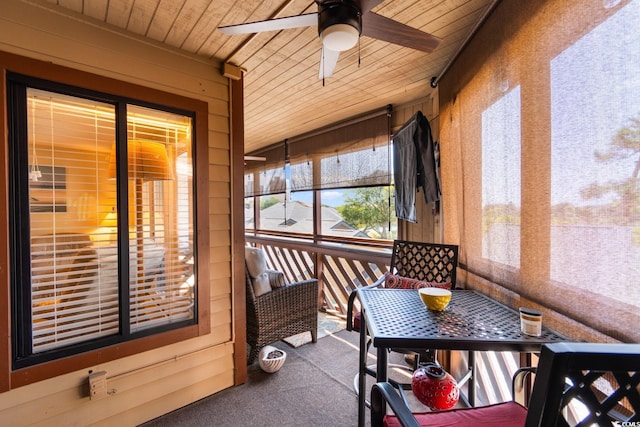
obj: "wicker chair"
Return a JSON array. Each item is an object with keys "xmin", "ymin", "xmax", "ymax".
[
  {"xmin": 371, "ymin": 342, "xmax": 640, "ymax": 426},
  {"xmin": 245, "ymin": 248, "xmax": 319, "ymax": 364}
]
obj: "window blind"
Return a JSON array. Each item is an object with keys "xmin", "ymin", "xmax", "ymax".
[
  {"xmin": 288, "ymin": 109, "xmax": 391, "ymax": 191},
  {"xmin": 126, "ymin": 105, "xmax": 194, "ymax": 333},
  {"xmin": 244, "ymin": 144, "xmax": 286, "ymax": 197},
  {"xmin": 26, "ymin": 90, "xmax": 195, "ymax": 353},
  {"xmin": 243, "ymin": 108, "xmax": 391, "ymax": 196},
  {"xmin": 28, "ymin": 90, "xmax": 120, "ymax": 352}
]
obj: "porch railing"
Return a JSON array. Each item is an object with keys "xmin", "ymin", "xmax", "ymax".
[
  {"xmin": 246, "ymin": 235, "xmax": 392, "ymax": 318},
  {"xmin": 245, "ymin": 234, "xmax": 521, "ymax": 409}
]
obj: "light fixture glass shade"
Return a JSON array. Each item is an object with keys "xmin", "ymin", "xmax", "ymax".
[
  {"xmin": 321, "ymin": 23, "xmax": 359, "ymax": 52},
  {"xmin": 100, "ymin": 211, "xmax": 117, "ymax": 227},
  {"xmin": 107, "ymin": 139, "xmax": 174, "ymax": 181}
]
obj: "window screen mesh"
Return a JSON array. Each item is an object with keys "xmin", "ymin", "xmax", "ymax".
[
  {"xmin": 440, "ymin": 0, "xmax": 640, "ymax": 342},
  {"xmin": 289, "ymin": 112, "xmax": 391, "ymax": 191}
]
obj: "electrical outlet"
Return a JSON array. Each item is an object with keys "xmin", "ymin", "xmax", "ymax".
[{"xmin": 88, "ymin": 371, "xmax": 107, "ymax": 400}]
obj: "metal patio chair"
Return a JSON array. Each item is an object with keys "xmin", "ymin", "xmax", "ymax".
[
  {"xmin": 371, "ymin": 341, "xmax": 640, "ymax": 426},
  {"xmin": 346, "ymin": 240, "xmax": 459, "ymax": 402}
]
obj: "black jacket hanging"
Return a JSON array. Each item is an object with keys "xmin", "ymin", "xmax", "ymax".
[{"xmin": 392, "ymin": 111, "xmax": 441, "ymax": 222}]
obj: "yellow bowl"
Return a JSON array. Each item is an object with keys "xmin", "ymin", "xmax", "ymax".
[{"xmin": 419, "ymin": 288, "xmax": 452, "ymax": 311}]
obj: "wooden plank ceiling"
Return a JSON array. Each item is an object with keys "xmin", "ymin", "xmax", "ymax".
[{"xmin": 36, "ymin": 0, "xmax": 496, "ymax": 153}]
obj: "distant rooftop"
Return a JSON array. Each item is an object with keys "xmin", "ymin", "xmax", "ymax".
[{"xmin": 246, "ymin": 200, "xmax": 369, "ymax": 238}]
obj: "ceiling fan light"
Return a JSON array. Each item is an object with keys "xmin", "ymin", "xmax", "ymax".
[{"xmin": 321, "ymin": 24, "xmax": 359, "ymax": 52}]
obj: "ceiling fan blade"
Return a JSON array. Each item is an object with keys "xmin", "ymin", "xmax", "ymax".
[
  {"xmin": 219, "ymin": 13, "xmax": 317, "ymax": 35},
  {"xmin": 358, "ymin": 0, "xmax": 385, "ymax": 13},
  {"xmin": 362, "ymin": 12, "xmax": 441, "ymax": 53},
  {"xmin": 319, "ymin": 47, "xmax": 341, "ymax": 79},
  {"xmin": 244, "ymin": 155, "xmax": 267, "ymax": 161}
]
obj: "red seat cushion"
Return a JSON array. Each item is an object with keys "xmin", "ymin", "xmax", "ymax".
[
  {"xmin": 353, "ymin": 311, "xmax": 362, "ymax": 330},
  {"xmin": 383, "ymin": 401, "xmax": 527, "ymax": 427}
]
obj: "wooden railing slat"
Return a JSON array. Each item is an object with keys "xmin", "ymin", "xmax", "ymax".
[
  {"xmin": 246, "ymin": 235, "xmax": 392, "ymax": 316},
  {"xmin": 321, "ymin": 256, "xmax": 348, "ymax": 313}
]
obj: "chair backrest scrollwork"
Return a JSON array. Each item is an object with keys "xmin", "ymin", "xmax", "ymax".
[
  {"xmin": 390, "ymin": 240, "xmax": 459, "ymax": 287},
  {"xmin": 526, "ymin": 342, "xmax": 640, "ymax": 426}
]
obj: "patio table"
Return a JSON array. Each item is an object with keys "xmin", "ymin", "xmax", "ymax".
[{"xmin": 356, "ymin": 288, "xmax": 568, "ymax": 426}]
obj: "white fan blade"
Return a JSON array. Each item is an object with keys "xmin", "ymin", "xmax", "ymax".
[
  {"xmin": 319, "ymin": 47, "xmax": 340, "ymax": 79},
  {"xmin": 219, "ymin": 13, "xmax": 317, "ymax": 35}
]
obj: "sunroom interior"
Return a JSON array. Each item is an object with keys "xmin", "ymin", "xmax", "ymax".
[{"xmin": 0, "ymin": 0, "xmax": 638, "ymax": 425}]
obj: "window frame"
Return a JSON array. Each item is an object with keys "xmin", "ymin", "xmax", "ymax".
[
  {"xmin": 0, "ymin": 51, "xmax": 210, "ymax": 391},
  {"xmin": 244, "ymin": 109, "xmax": 396, "ymax": 243}
]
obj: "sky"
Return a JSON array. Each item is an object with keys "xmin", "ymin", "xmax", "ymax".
[
  {"xmin": 480, "ymin": 0, "xmax": 640, "ymax": 208},
  {"xmin": 550, "ymin": 0, "xmax": 640, "ymax": 206},
  {"xmin": 289, "ymin": 189, "xmax": 344, "ymax": 207}
]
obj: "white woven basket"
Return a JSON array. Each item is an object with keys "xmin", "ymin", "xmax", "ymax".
[{"xmin": 258, "ymin": 345, "xmax": 287, "ymax": 373}]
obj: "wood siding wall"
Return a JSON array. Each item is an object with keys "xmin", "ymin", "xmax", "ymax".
[{"xmin": 0, "ymin": 2, "xmax": 235, "ymax": 426}]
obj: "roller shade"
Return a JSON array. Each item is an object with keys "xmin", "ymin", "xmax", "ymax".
[
  {"xmin": 244, "ymin": 143, "xmax": 286, "ymax": 197},
  {"xmin": 439, "ymin": 0, "xmax": 640, "ymax": 342},
  {"xmin": 289, "ymin": 108, "xmax": 391, "ymax": 191}
]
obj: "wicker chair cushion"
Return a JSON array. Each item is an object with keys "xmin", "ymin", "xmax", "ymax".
[
  {"xmin": 267, "ymin": 270, "xmax": 287, "ymax": 289},
  {"xmin": 383, "ymin": 272, "xmax": 451, "ymax": 290},
  {"xmin": 252, "ymin": 272, "xmax": 272, "ymax": 296},
  {"xmin": 245, "ymin": 246, "xmax": 267, "ymax": 278},
  {"xmin": 245, "ymin": 247, "xmax": 273, "ymax": 296},
  {"xmin": 245, "ymin": 247, "xmax": 289, "ymax": 296}
]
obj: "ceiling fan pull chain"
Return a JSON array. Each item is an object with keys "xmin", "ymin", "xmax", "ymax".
[
  {"xmin": 322, "ymin": 46, "xmax": 326, "ymax": 86},
  {"xmin": 358, "ymin": 37, "xmax": 361, "ymax": 68}
]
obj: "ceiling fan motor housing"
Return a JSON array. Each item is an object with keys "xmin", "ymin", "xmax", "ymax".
[{"xmin": 318, "ymin": 1, "xmax": 362, "ymax": 51}]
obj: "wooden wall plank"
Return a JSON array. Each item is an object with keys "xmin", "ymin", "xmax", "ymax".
[
  {"xmin": 95, "ymin": 371, "xmax": 233, "ymax": 427},
  {"xmin": 391, "ymin": 98, "xmax": 441, "ymax": 244},
  {"xmin": 3, "ymin": 347, "xmax": 232, "ymax": 426},
  {"xmin": 95, "ymin": 369, "xmax": 235, "ymax": 427}
]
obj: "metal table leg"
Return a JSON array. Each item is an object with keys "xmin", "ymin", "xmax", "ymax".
[
  {"xmin": 357, "ymin": 319, "xmax": 367, "ymax": 427},
  {"xmin": 468, "ymin": 350, "xmax": 476, "ymax": 406}
]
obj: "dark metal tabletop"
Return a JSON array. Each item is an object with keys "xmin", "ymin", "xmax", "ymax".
[{"xmin": 359, "ymin": 288, "xmax": 568, "ymax": 352}]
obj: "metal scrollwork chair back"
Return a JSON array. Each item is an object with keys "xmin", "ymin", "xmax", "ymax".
[{"xmin": 371, "ymin": 342, "xmax": 640, "ymax": 427}]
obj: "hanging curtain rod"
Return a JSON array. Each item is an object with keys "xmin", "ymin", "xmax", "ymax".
[
  {"xmin": 430, "ymin": 0, "xmax": 501, "ymax": 88},
  {"xmin": 250, "ymin": 105, "xmax": 392, "ymax": 155},
  {"xmin": 287, "ymin": 104, "xmax": 392, "ymax": 144}
]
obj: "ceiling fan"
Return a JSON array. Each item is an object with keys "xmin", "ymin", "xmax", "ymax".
[{"xmin": 218, "ymin": 0, "xmax": 441, "ymax": 79}]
